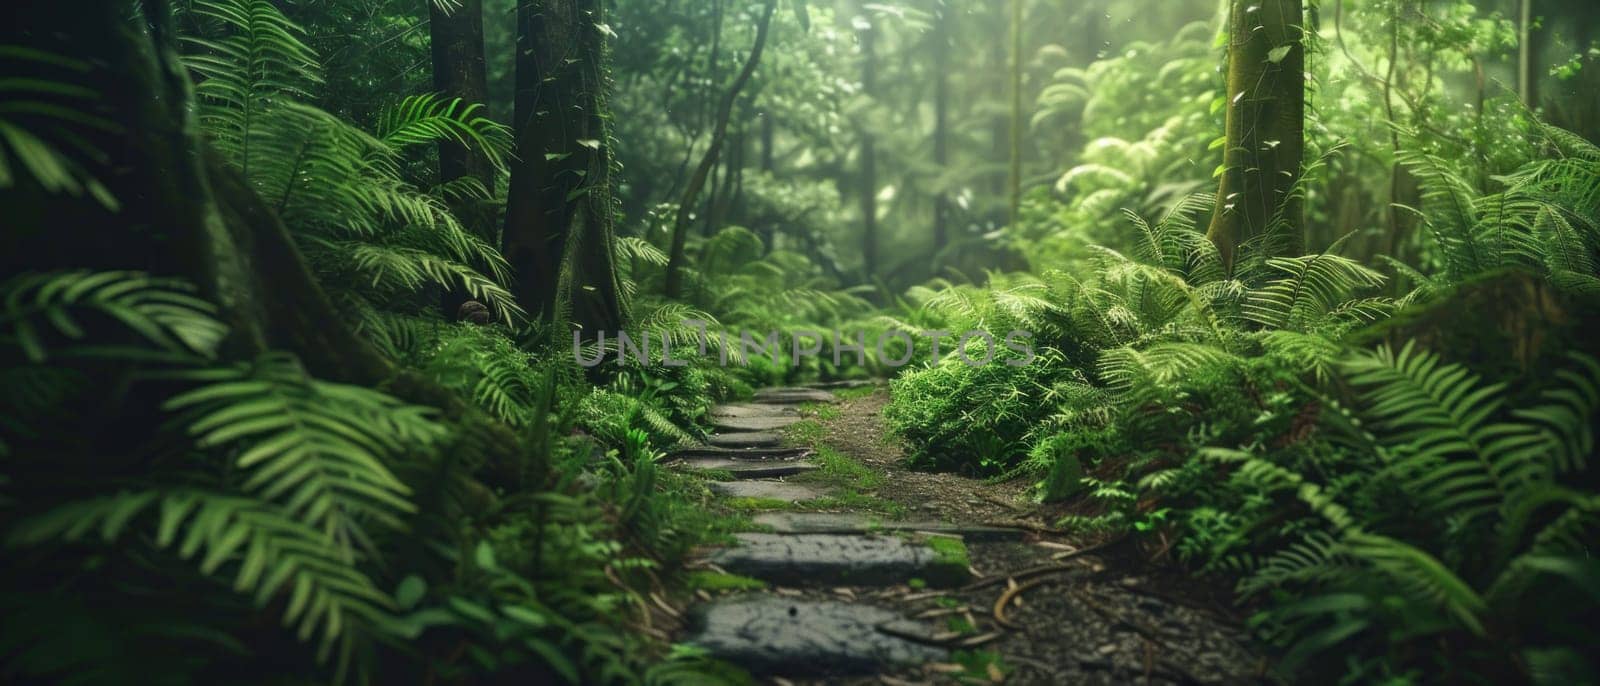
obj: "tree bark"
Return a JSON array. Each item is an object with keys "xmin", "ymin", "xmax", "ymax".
[
  {"xmin": 1205, "ymin": 0, "xmax": 1306, "ymax": 270},
  {"xmin": 502, "ymin": 0, "xmax": 624, "ymax": 332},
  {"xmin": 429, "ymin": 0, "xmax": 494, "ymax": 191},
  {"xmin": 859, "ymin": 2, "xmax": 880, "ymax": 279},
  {"xmin": 932, "ymin": 0, "xmax": 951, "ymax": 252},
  {"xmin": 663, "ymin": 0, "xmax": 778, "ymax": 298},
  {"xmin": 1518, "ymin": 0, "xmax": 1535, "ymax": 106},
  {"xmin": 1007, "ymin": 0, "xmax": 1024, "ymax": 227}
]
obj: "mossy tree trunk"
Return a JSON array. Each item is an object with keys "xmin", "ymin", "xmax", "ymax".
[
  {"xmin": 1206, "ymin": 0, "xmax": 1306, "ymax": 270},
  {"xmin": 502, "ymin": 0, "xmax": 624, "ymax": 333},
  {"xmin": 663, "ymin": 0, "xmax": 778, "ymax": 298}
]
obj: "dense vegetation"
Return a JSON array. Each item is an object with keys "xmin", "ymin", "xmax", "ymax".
[{"xmin": 2, "ymin": 0, "xmax": 1598, "ymax": 684}]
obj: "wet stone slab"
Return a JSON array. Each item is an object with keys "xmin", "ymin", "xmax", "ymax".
[
  {"xmin": 711, "ymin": 415, "xmax": 804, "ymax": 431},
  {"xmin": 752, "ymin": 388, "xmax": 838, "ymax": 405},
  {"xmin": 708, "ymin": 403, "xmax": 801, "ymax": 418},
  {"xmin": 751, "ymin": 512, "xmax": 1027, "ymax": 542},
  {"xmin": 705, "ymin": 432, "xmax": 784, "ymax": 448},
  {"xmin": 668, "ymin": 446, "xmax": 813, "ymax": 461},
  {"xmin": 710, "ymin": 480, "xmax": 825, "ymax": 502},
  {"xmin": 804, "ymin": 379, "xmax": 879, "ymax": 390},
  {"xmin": 709, "ymin": 533, "xmax": 968, "ymax": 587},
  {"xmin": 686, "ymin": 596, "xmax": 945, "ymax": 676},
  {"xmin": 675, "ymin": 457, "xmax": 818, "ymax": 479}
]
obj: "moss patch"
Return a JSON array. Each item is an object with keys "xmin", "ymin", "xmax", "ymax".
[
  {"xmin": 686, "ymin": 571, "xmax": 768, "ymax": 592},
  {"xmin": 724, "ymin": 497, "xmax": 794, "ymax": 511},
  {"xmin": 923, "ymin": 536, "xmax": 973, "ymax": 587}
]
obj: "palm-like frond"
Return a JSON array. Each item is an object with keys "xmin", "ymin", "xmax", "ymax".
[
  {"xmin": 0, "ymin": 46, "xmax": 118, "ymax": 208},
  {"xmin": 164, "ymin": 353, "xmax": 445, "ymax": 558},
  {"xmin": 376, "ymin": 94, "xmax": 512, "ymax": 173},
  {"xmin": 7, "ymin": 488, "xmax": 396, "ymax": 658},
  {"xmin": 1243, "ymin": 253, "xmax": 1389, "ymax": 332},
  {"xmin": 0, "ymin": 270, "xmax": 227, "ymax": 362}
]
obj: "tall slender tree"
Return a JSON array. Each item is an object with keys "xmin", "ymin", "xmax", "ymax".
[
  {"xmin": 1007, "ymin": 0, "xmax": 1024, "ymax": 227},
  {"xmin": 502, "ymin": 0, "xmax": 624, "ymax": 332},
  {"xmin": 663, "ymin": 0, "xmax": 779, "ymax": 298},
  {"xmin": 858, "ymin": 2, "xmax": 880, "ymax": 279},
  {"xmin": 1206, "ymin": 0, "xmax": 1306, "ymax": 270},
  {"xmin": 428, "ymin": 0, "xmax": 494, "ymax": 193},
  {"xmin": 932, "ymin": 0, "xmax": 951, "ymax": 252}
]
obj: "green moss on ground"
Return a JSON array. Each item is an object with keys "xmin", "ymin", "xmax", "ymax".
[
  {"xmin": 686, "ymin": 571, "xmax": 768, "ymax": 592},
  {"xmin": 923, "ymin": 535, "xmax": 973, "ymax": 587}
]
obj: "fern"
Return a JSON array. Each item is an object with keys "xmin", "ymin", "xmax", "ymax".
[
  {"xmin": 164, "ymin": 353, "xmax": 445, "ymax": 558},
  {"xmin": 1242, "ymin": 252, "xmax": 1389, "ymax": 332},
  {"xmin": 7, "ymin": 488, "xmax": 397, "ymax": 658},
  {"xmin": 185, "ymin": 0, "xmax": 524, "ymax": 326},
  {"xmin": 0, "ymin": 270, "xmax": 227, "ymax": 363},
  {"xmin": 375, "ymin": 94, "xmax": 511, "ymax": 173},
  {"xmin": 0, "ymin": 46, "xmax": 117, "ymax": 208}
]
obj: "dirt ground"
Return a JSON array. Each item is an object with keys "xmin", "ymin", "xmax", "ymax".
[{"xmin": 785, "ymin": 390, "xmax": 1269, "ymax": 686}]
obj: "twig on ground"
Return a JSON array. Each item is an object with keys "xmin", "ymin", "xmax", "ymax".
[
  {"xmin": 964, "ymin": 535, "xmax": 1127, "ymax": 591},
  {"xmin": 992, "ymin": 575, "xmax": 1065, "ymax": 630}
]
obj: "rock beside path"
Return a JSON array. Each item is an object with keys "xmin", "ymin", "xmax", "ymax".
[{"xmin": 685, "ymin": 597, "xmax": 945, "ymax": 676}]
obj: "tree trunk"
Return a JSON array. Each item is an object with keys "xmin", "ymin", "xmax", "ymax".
[
  {"xmin": 1007, "ymin": 0, "xmax": 1025, "ymax": 227},
  {"xmin": 932, "ymin": 0, "xmax": 951, "ymax": 252},
  {"xmin": 663, "ymin": 0, "xmax": 778, "ymax": 298},
  {"xmin": 429, "ymin": 0, "xmax": 494, "ymax": 192},
  {"xmin": 502, "ymin": 0, "xmax": 624, "ymax": 332},
  {"xmin": 761, "ymin": 110, "xmax": 775, "ymax": 172},
  {"xmin": 1518, "ymin": 0, "xmax": 1535, "ymax": 106},
  {"xmin": 1205, "ymin": 0, "xmax": 1306, "ymax": 270},
  {"xmin": 428, "ymin": 0, "xmax": 495, "ymax": 318},
  {"xmin": 859, "ymin": 3, "xmax": 880, "ymax": 279}
]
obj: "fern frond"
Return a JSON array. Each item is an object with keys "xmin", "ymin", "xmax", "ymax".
[
  {"xmin": 164, "ymin": 353, "xmax": 444, "ymax": 558},
  {"xmin": 0, "ymin": 271, "xmax": 227, "ymax": 362}
]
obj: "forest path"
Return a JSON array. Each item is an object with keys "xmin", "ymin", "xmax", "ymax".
[{"xmin": 670, "ymin": 387, "xmax": 1265, "ymax": 685}]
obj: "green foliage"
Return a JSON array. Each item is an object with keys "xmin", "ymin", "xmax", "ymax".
[
  {"xmin": 1186, "ymin": 345, "xmax": 1600, "ymax": 681},
  {"xmin": 186, "ymin": 0, "xmax": 522, "ymax": 326},
  {"xmin": 0, "ymin": 46, "xmax": 117, "ymax": 207}
]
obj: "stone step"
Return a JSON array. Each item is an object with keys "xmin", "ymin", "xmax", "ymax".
[
  {"xmin": 687, "ymin": 597, "xmax": 944, "ymax": 677},
  {"xmin": 708, "ymin": 403, "xmax": 800, "ymax": 418},
  {"xmin": 669, "ymin": 446, "xmax": 813, "ymax": 461},
  {"xmin": 687, "ymin": 597, "xmax": 941, "ymax": 676},
  {"xmin": 711, "ymin": 414, "xmax": 803, "ymax": 431},
  {"xmin": 710, "ymin": 480, "xmax": 825, "ymax": 502},
  {"xmin": 804, "ymin": 379, "xmax": 879, "ymax": 390},
  {"xmin": 751, "ymin": 512, "xmax": 1027, "ymax": 542},
  {"xmin": 708, "ymin": 533, "xmax": 970, "ymax": 587},
  {"xmin": 675, "ymin": 456, "xmax": 818, "ymax": 479},
  {"xmin": 705, "ymin": 432, "xmax": 784, "ymax": 448},
  {"xmin": 752, "ymin": 387, "xmax": 838, "ymax": 405}
]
